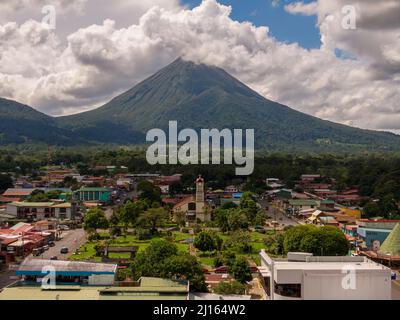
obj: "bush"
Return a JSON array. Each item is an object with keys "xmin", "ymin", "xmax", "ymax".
[
  {"xmin": 135, "ymin": 228, "xmax": 152, "ymax": 240},
  {"xmin": 213, "ymin": 255, "xmax": 224, "ymax": 268},
  {"xmin": 88, "ymin": 233, "xmax": 101, "ymax": 241},
  {"xmin": 213, "ymin": 281, "xmax": 247, "ymax": 295},
  {"xmin": 193, "ymin": 225, "xmax": 202, "ymax": 234}
]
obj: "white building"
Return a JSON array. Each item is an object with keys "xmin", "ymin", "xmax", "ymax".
[{"xmin": 259, "ymin": 250, "xmax": 391, "ymax": 300}]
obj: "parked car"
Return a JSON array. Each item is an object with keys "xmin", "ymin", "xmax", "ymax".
[
  {"xmin": 32, "ymin": 248, "xmax": 44, "ymax": 257},
  {"xmin": 43, "ymin": 245, "xmax": 49, "ymax": 251},
  {"xmin": 50, "ymin": 256, "xmax": 58, "ymax": 260},
  {"xmin": 48, "ymin": 242, "xmax": 56, "ymax": 247},
  {"xmin": 60, "ymin": 247, "xmax": 69, "ymax": 254},
  {"xmin": 59, "ymin": 225, "xmax": 70, "ymax": 231}
]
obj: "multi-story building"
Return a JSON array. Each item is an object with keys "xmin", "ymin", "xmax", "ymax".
[{"xmin": 259, "ymin": 250, "xmax": 391, "ymax": 300}]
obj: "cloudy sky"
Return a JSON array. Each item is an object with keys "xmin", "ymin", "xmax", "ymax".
[{"xmin": 0, "ymin": 0, "xmax": 399, "ymax": 132}]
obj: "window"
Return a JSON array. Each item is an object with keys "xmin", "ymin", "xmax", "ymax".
[
  {"xmin": 274, "ymin": 282, "xmax": 301, "ymax": 298},
  {"xmin": 188, "ymin": 202, "xmax": 196, "ymax": 211}
]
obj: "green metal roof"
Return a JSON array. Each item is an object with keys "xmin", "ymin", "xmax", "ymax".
[
  {"xmin": 288, "ymin": 199, "xmax": 317, "ymax": 206},
  {"xmin": 379, "ymin": 223, "xmax": 400, "ymax": 256},
  {"xmin": 76, "ymin": 187, "xmax": 112, "ymax": 192}
]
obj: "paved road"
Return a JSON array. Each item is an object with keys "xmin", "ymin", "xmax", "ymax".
[
  {"xmin": 33, "ymin": 228, "xmax": 86, "ymax": 260},
  {"xmin": 392, "ymin": 281, "xmax": 400, "ymax": 300},
  {"xmin": 0, "ymin": 269, "xmax": 18, "ymax": 289},
  {"xmin": 0, "ymin": 229, "xmax": 87, "ymax": 290},
  {"xmin": 258, "ymin": 198, "xmax": 299, "ymax": 227}
]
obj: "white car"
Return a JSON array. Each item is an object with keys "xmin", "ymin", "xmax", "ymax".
[{"xmin": 59, "ymin": 225, "xmax": 70, "ymax": 231}]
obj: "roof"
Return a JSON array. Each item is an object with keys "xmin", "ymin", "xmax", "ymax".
[
  {"xmin": 301, "ymin": 174, "xmax": 320, "ymax": 178},
  {"xmin": 52, "ymin": 203, "xmax": 72, "ymax": 208},
  {"xmin": 2, "ymin": 188, "xmax": 36, "ymax": 197},
  {"xmin": 10, "ymin": 222, "xmax": 34, "ymax": 233},
  {"xmin": 8, "ymin": 240, "xmax": 33, "ymax": 247},
  {"xmin": 0, "ymin": 279, "xmax": 189, "ymax": 301},
  {"xmin": 190, "ymin": 293, "xmax": 251, "ymax": 300},
  {"xmin": 0, "ymin": 197, "xmax": 21, "ymax": 202},
  {"xmin": 379, "ymin": 223, "xmax": 400, "ymax": 256},
  {"xmin": 173, "ymin": 196, "xmax": 195, "ymax": 210},
  {"xmin": 17, "ymin": 259, "xmax": 118, "ymax": 275},
  {"xmin": 76, "ymin": 187, "xmax": 112, "ymax": 192},
  {"xmin": 288, "ymin": 199, "xmax": 318, "ymax": 206},
  {"xmin": 9, "ymin": 202, "xmax": 55, "ymax": 208},
  {"xmin": 321, "ymin": 199, "xmax": 335, "ymax": 204}
]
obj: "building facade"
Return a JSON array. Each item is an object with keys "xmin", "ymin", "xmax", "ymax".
[{"xmin": 259, "ymin": 250, "xmax": 391, "ymax": 300}]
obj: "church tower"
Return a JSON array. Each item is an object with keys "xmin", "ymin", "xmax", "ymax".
[
  {"xmin": 195, "ymin": 175, "xmax": 210, "ymax": 222},
  {"xmin": 195, "ymin": 175, "xmax": 205, "ymax": 203}
]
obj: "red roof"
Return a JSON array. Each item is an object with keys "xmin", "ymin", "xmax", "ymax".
[
  {"xmin": 0, "ymin": 197, "xmax": 21, "ymax": 202},
  {"xmin": 358, "ymin": 219, "xmax": 400, "ymax": 223},
  {"xmin": 162, "ymin": 198, "xmax": 181, "ymax": 205},
  {"xmin": 2, "ymin": 189, "xmax": 35, "ymax": 197},
  {"xmin": 173, "ymin": 196, "xmax": 195, "ymax": 210}
]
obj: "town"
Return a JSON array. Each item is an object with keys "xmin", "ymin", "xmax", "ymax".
[{"xmin": 0, "ymin": 152, "xmax": 399, "ymax": 300}]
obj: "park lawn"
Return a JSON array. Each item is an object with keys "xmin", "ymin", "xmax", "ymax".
[
  {"xmin": 175, "ymin": 242, "xmax": 190, "ymax": 253},
  {"xmin": 69, "ymin": 243, "xmax": 101, "ymax": 262},
  {"xmin": 198, "ymin": 254, "xmax": 215, "ymax": 267},
  {"xmin": 172, "ymin": 231, "xmax": 192, "ymax": 241},
  {"xmin": 70, "ymin": 232, "xmax": 190, "ymax": 261}
]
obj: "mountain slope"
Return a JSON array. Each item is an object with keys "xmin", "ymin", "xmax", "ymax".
[
  {"xmin": 56, "ymin": 58, "xmax": 400, "ymax": 151},
  {"xmin": 0, "ymin": 98, "xmax": 78, "ymax": 145}
]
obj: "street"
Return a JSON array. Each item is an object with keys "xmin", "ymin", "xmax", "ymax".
[
  {"xmin": 392, "ymin": 281, "xmax": 400, "ymax": 300},
  {"xmin": 38, "ymin": 228, "xmax": 87, "ymax": 260},
  {"xmin": 258, "ymin": 198, "xmax": 299, "ymax": 227}
]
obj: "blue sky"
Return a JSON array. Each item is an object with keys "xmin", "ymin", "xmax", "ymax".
[{"xmin": 182, "ymin": 0, "xmax": 321, "ymax": 49}]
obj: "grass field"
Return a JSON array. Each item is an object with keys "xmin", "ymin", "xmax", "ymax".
[
  {"xmin": 70, "ymin": 229, "xmax": 266, "ymax": 267},
  {"xmin": 70, "ymin": 231, "xmax": 192, "ymax": 261}
]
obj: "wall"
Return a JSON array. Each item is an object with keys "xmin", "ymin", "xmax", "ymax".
[
  {"xmin": 302, "ymin": 270, "xmax": 391, "ymax": 300},
  {"xmin": 5, "ymin": 204, "xmax": 17, "ymax": 216},
  {"xmin": 88, "ymin": 274, "xmax": 115, "ymax": 286}
]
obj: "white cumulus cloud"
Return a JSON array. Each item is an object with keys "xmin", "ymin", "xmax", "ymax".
[{"xmin": 0, "ymin": 0, "xmax": 399, "ymax": 132}]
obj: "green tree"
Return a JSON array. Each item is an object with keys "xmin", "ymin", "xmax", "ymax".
[
  {"xmin": 221, "ymin": 202, "xmax": 238, "ymax": 209},
  {"xmin": 119, "ymin": 200, "xmax": 148, "ymax": 228},
  {"xmin": 229, "ymin": 257, "xmax": 252, "ymax": 284},
  {"xmin": 163, "ymin": 254, "xmax": 207, "ymax": 292},
  {"xmin": 0, "ymin": 174, "xmax": 12, "ymax": 192},
  {"xmin": 214, "ymin": 209, "xmax": 230, "ymax": 232},
  {"xmin": 83, "ymin": 208, "xmax": 109, "ymax": 233},
  {"xmin": 132, "ymin": 239, "xmax": 178, "ymax": 277},
  {"xmin": 284, "ymin": 225, "xmax": 349, "ymax": 256},
  {"xmin": 227, "ymin": 209, "xmax": 249, "ymax": 231},
  {"xmin": 28, "ymin": 190, "xmax": 49, "ymax": 202},
  {"xmin": 194, "ymin": 231, "xmax": 217, "ymax": 252},
  {"xmin": 137, "ymin": 208, "xmax": 170, "ymax": 233},
  {"xmin": 213, "ymin": 281, "xmax": 247, "ymax": 295},
  {"xmin": 169, "ymin": 181, "xmax": 184, "ymax": 196},
  {"xmin": 138, "ymin": 180, "xmax": 162, "ymax": 204},
  {"xmin": 363, "ymin": 201, "xmax": 381, "ymax": 218},
  {"xmin": 224, "ymin": 231, "xmax": 252, "ymax": 253},
  {"xmin": 240, "ymin": 192, "xmax": 259, "ymax": 223},
  {"xmin": 283, "ymin": 225, "xmax": 315, "ymax": 253},
  {"xmin": 132, "ymin": 240, "xmax": 206, "ymax": 292}
]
